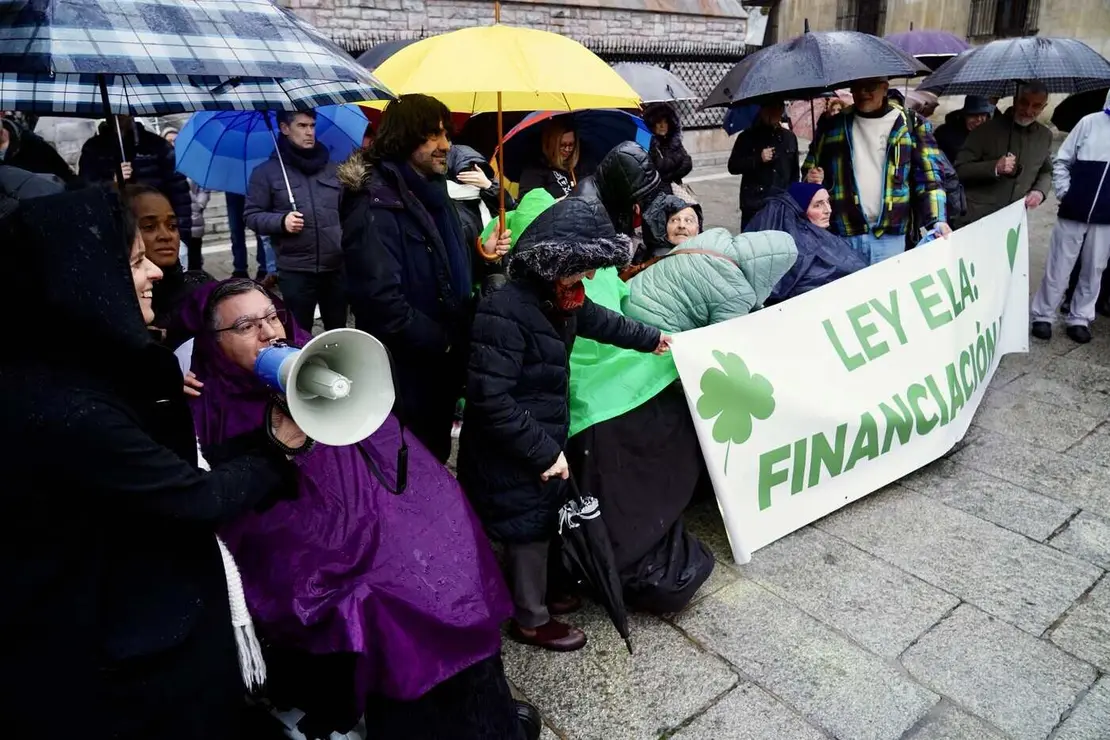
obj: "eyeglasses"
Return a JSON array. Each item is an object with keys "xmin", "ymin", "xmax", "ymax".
[{"xmin": 215, "ymin": 309, "xmax": 286, "ymax": 337}]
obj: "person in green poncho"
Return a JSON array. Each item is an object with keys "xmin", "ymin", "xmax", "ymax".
[{"xmin": 483, "ymin": 186, "xmax": 714, "ymax": 616}]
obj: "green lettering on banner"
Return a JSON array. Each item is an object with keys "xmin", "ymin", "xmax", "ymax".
[
  {"xmin": 879, "ymin": 396, "xmax": 915, "ymax": 454},
  {"xmin": 959, "ymin": 349, "xmax": 976, "ymax": 397},
  {"xmin": 937, "ymin": 267, "xmax": 965, "ymax": 320},
  {"xmin": 844, "ymin": 411, "xmax": 880, "ymax": 472},
  {"xmin": 907, "ymin": 383, "xmax": 939, "ymax": 435},
  {"xmin": 911, "ymin": 274, "xmax": 953, "ymax": 330},
  {"xmin": 958, "ymin": 259, "xmax": 977, "ymax": 306},
  {"xmin": 807, "ymin": 424, "xmax": 848, "ymax": 488},
  {"xmin": 847, "ymin": 303, "xmax": 890, "ymax": 361},
  {"xmin": 924, "ymin": 374, "xmax": 950, "ymax": 426},
  {"xmin": 870, "ymin": 290, "xmax": 908, "ymax": 346},
  {"xmin": 790, "ymin": 438, "xmax": 807, "ymax": 495},
  {"xmin": 758, "ymin": 444, "xmax": 791, "ymax": 510},
  {"xmin": 822, "ymin": 318, "xmax": 866, "ymax": 371},
  {"xmin": 945, "ymin": 362, "xmax": 966, "ymax": 419}
]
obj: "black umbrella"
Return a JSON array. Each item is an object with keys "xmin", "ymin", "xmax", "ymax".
[
  {"xmin": 917, "ymin": 37, "xmax": 1110, "ymax": 97},
  {"xmin": 1052, "ymin": 88, "xmax": 1110, "ymax": 132},
  {"xmin": 558, "ymin": 453, "xmax": 632, "ymax": 655},
  {"xmin": 355, "ymin": 38, "xmax": 423, "ymax": 72},
  {"xmin": 701, "ymin": 22, "xmax": 928, "ymax": 110}
]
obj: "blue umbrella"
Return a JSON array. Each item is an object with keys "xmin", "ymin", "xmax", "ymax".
[
  {"xmin": 723, "ymin": 104, "xmax": 760, "ymax": 135},
  {"xmin": 499, "ymin": 109, "xmax": 652, "ymax": 182},
  {"xmin": 174, "ymin": 105, "xmax": 368, "ymax": 195}
]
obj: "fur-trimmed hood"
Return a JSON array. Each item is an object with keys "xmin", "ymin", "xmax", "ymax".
[
  {"xmin": 337, "ymin": 149, "xmax": 372, "ymax": 191},
  {"xmin": 509, "ymin": 195, "xmax": 633, "ymax": 282},
  {"xmin": 643, "ymin": 102, "xmax": 682, "ymax": 139}
]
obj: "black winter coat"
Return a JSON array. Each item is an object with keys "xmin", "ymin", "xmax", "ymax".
[
  {"xmin": 458, "ymin": 196, "xmax": 661, "ymax": 543},
  {"xmin": 339, "ymin": 153, "xmax": 473, "ymax": 460},
  {"xmin": 243, "ymin": 139, "xmax": 343, "ymax": 274},
  {"xmin": 1, "ymin": 117, "xmax": 79, "ymax": 184},
  {"xmin": 0, "ymin": 187, "xmax": 296, "ymax": 739},
  {"xmin": 447, "ymin": 144, "xmax": 516, "ymax": 254},
  {"xmin": 644, "ymin": 103, "xmax": 693, "ymax": 186},
  {"xmin": 573, "ymin": 140, "xmax": 663, "ymax": 247},
  {"xmin": 728, "ymin": 122, "xmax": 800, "ymax": 218},
  {"xmin": 934, "ymin": 112, "xmax": 969, "ymax": 165},
  {"xmin": 79, "ymin": 121, "xmax": 191, "ymax": 237}
]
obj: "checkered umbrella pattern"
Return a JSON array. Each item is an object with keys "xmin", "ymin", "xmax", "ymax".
[
  {"xmin": 918, "ymin": 37, "xmax": 1110, "ymax": 97},
  {"xmin": 0, "ymin": 0, "xmax": 383, "ymax": 88},
  {"xmin": 0, "ymin": 73, "xmax": 388, "ymax": 115}
]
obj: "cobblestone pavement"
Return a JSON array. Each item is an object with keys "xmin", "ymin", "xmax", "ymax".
[{"xmin": 203, "ymin": 171, "xmax": 1110, "ymax": 740}]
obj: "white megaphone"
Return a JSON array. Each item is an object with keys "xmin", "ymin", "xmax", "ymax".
[{"xmin": 253, "ymin": 328, "xmax": 395, "ymax": 447}]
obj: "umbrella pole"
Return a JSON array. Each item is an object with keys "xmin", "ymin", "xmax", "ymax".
[
  {"xmin": 265, "ymin": 113, "xmax": 298, "ymax": 212},
  {"xmin": 97, "ymin": 75, "xmax": 126, "ymax": 189},
  {"xmin": 498, "ymin": 91, "xmax": 506, "ymax": 233}
]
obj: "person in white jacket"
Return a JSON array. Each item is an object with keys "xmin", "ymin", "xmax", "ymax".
[{"xmin": 1031, "ymin": 90, "xmax": 1110, "ymax": 344}]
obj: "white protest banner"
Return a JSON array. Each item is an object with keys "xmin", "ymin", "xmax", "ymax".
[{"xmin": 670, "ymin": 201, "xmax": 1030, "ymax": 564}]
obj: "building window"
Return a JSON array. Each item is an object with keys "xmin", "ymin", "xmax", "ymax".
[
  {"xmin": 968, "ymin": 0, "xmax": 1040, "ymax": 39},
  {"xmin": 836, "ymin": 0, "xmax": 887, "ymax": 36}
]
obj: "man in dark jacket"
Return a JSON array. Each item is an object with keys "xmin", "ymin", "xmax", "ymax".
[
  {"xmin": 0, "ymin": 115, "xmax": 79, "ymax": 184},
  {"xmin": 244, "ymin": 110, "xmax": 346, "ymax": 332},
  {"xmin": 728, "ymin": 100, "xmax": 800, "ymax": 230},
  {"xmin": 572, "ymin": 141, "xmax": 669, "ymax": 263},
  {"xmin": 458, "ymin": 195, "xmax": 666, "ymax": 652},
  {"xmin": 79, "ymin": 116, "xmax": 190, "ymax": 235},
  {"xmin": 339, "ymin": 94, "xmax": 508, "ymax": 462}
]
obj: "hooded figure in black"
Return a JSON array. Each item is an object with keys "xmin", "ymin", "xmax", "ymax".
[
  {"xmin": 643, "ymin": 103, "xmax": 693, "ymax": 187},
  {"xmin": 0, "ymin": 115, "xmax": 79, "ymax": 184},
  {"xmin": 458, "ymin": 195, "xmax": 663, "ymax": 652},
  {"xmin": 0, "ymin": 186, "xmax": 299, "ymax": 739},
  {"xmin": 572, "ymin": 141, "xmax": 671, "ymax": 264}
]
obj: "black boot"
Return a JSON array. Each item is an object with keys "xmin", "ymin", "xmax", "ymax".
[
  {"xmin": 515, "ymin": 700, "xmax": 543, "ymax": 740},
  {"xmin": 1031, "ymin": 321, "xmax": 1052, "ymax": 340}
]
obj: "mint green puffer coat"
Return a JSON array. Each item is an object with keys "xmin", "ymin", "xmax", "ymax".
[{"xmin": 622, "ymin": 228, "xmax": 798, "ymax": 333}]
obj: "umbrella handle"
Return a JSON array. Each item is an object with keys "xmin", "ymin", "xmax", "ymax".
[{"xmin": 265, "ymin": 113, "xmax": 298, "ymax": 212}]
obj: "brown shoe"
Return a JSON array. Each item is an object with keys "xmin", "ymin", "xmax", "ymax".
[
  {"xmin": 510, "ymin": 619, "xmax": 587, "ymax": 652},
  {"xmin": 547, "ymin": 594, "xmax": 582, "ymax": 616}
]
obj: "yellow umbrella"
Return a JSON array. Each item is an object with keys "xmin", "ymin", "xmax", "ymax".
[
  {"xmin": 364, "ymin": 25, "xmax": 640, "ymax": 113},
  {"xmin": 360, "ymin": 17, "xmax": 641, "ymax": 230}
]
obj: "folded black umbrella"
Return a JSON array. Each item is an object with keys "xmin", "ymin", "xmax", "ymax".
[
  {"xmin": 558, "ymin": 455, "xmax": 633, "ymax": 655},
  {"xmin": 701, "ymin": 27, "xmax": 928, "ymax": 110},
  {"xmin": 918, "ymin": 37, "xmax": 1110, "ymax": 97},
  {"xmin": 1052, "ymin": 88, "xmax": 1110, "ymax": 133}
]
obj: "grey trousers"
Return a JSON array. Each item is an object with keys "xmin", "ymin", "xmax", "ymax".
[
  {"xmin": 1032, "ymin": 218, "xmax": 1110, "ymax": 327},
  {"xmin": 504, "ymin": 539, "xmax": 550, "ymax": 628}
]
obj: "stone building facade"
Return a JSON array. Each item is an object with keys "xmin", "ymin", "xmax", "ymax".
[{"xmin": 285, "ymin": 0, "xmax": 750, "ymax": 46}]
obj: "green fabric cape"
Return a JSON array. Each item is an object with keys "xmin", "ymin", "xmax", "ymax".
[{"xmin": 482, "ymin": 189, "xmax": 678, "ymax": 437}]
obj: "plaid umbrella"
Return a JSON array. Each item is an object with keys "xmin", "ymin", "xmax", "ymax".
[
  {"xmin": 0, "ymin": 73, "xmax": 388, "ymax": 116},
  {"xmin": 0, "ymin": 0, "xmax": 378, "ymax": 86},
  {"xmin": 918, "ymin": 37, "xmax": 1110, "ymax": 97}
]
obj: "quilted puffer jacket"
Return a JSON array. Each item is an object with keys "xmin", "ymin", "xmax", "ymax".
[{"xmin": 623, "ymin": 227, "xmax": 798, "ymax": 333}]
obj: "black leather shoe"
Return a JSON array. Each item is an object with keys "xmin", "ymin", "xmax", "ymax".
[
  {"xmin": 515, "ymin": 700, "xmax": 542, "ymax": 740},
  {"xmin": 1067, "ymin": 325, "xmax": 1093, "ymax": 344},
  {"xmin": 1031, "ymin": 321, "xmax": 1052, "ymax": 340}
]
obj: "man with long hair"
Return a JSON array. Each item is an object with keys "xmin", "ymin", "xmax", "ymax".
[{"xmin": 338, "ymin": 94, "xmax": 509, "ymax": 462}]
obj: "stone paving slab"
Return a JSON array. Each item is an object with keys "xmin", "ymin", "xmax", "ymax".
[
  {"xmin": 738, "ymin": 527, "xmax": 959, "ymax": 659},
  {"xmin": 1049, "ymin": 511, "xmax": 1110, "ymax": 570},
  {"xmin": 898, "ymin": 458, "xmax": 1076, "ymax": 542},
  {"xmin": 503, "ymin": 606, "xmax": 738, "ymax": 740},
  {"xmin": 674, "ymin": 579, "xmax": 938, "ymax": 740},
  {"xmin": 817, "ymin": 487, "xmax": 1101, "ymax": 635},
  {"xmin": 971, "ymin": 388, "xmax": 1103, "ymax": 453},
  {"xmin": 950, "ymin": 428, "xmax": 1110, "ymax": 521},
  {"xmin": 669, "ymin": 683, "xmax": 829, "ymax": 740},
  {"xmin": 901, "ymin": 605, "xmax": 1097, "ymax": 740},
  {"xmin": 1002, "ymin": 354, "xmax": 1110, "ymax": 419},
  {"xmin": 1052, "ymin": 675, "xmax": 1110, "ymax": 740},
  {"xmin": 1066, "ymin": 423, "xmax": 1110, "ymax": 467},
  {"xmin": 1050, "ymin": 577, "xmax": 1110, "ymax": 672},
  {"xmin": 901, "ymin": 702, "xmax": 1005, "ymax": 740}
]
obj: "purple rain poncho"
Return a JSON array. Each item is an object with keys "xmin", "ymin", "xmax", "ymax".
[{"xmin": 177, "ymin": 281, "xmax": 511, "ymax": 703}]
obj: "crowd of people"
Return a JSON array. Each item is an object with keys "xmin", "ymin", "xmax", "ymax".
[{"xmin": 0, "ymin": 67, "xmax": 1100, "ymax": 739}]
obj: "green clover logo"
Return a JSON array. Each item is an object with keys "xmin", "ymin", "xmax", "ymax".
[
  {"xmin": 696, "ymin": 351, "xmax": 776, "ymax": 474},
  {"xmin": 1006, "ymin": 223, "xmax": 1021, "ymax": 271}
]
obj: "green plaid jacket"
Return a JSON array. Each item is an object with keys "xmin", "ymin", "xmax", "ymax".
[{"xmin": 802, "ymin": 105, "xmax": 947, "ymax": 238}]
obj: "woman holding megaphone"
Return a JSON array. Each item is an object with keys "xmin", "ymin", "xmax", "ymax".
[
  {"xmin": 175, "ymin": 278, "xmax": 537, "ymax": 740},
  {"xmin": 0, "ymin": 186, "xmax": 307, "ymax": 739}
]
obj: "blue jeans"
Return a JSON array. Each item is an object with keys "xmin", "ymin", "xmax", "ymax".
[
  {"xmin": 846, "ymin": 232, "xmax": 906, "ymax": 266},
  {"xmin": 225, "ymin": 192, "xmax": 276, "ymax": 275}
]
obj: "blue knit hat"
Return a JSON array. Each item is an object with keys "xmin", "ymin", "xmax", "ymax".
[{"xmin": 788, "ymin": 181, "xmax": 824, "ymax": 211}]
